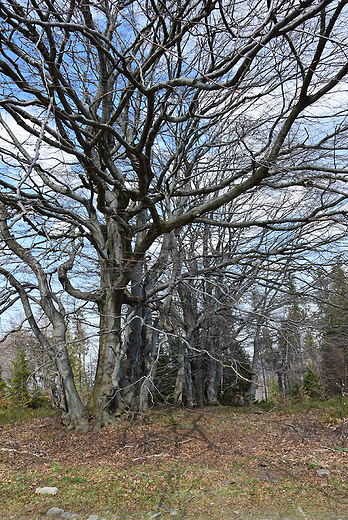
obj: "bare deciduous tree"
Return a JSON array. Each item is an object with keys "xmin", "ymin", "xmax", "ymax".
[{"xmin": 1, "ymin": 0, "xmax": 348, "ymax": 429}]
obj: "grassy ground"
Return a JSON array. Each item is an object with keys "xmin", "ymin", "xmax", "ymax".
[
  {"xmin": 0, "ymin": 400, "xmax": 347, "ymax": 520},
  {"xmin": 0, "ymin": 404, "xmax": 55, "ymax": 426}
]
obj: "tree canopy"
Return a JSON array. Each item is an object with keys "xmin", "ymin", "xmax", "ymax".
[{"xmin": 1, "ymin": 0, "xmax": 348, "ymax": 430}]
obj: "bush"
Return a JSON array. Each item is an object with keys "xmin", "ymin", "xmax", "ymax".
[
  {"xmin": 268, "ymin": 377, "xmax": 279, "ymax": 401},
  {"xmin": 302, "ymin": 365, "xmax": 324, "ymax": 399},
  {"xmin": 27, "ymin": 387, "xmax": 51, "ymax": 409},
  {"xmin": 0, "ymin": 403, "xmax": 55, "ymax": 425},
  {"xmin": 289, "ymin": 382, "xmax": 300, "ymax": 397}
]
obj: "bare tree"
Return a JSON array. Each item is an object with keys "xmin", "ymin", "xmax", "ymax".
[{"xmin": 1, "ymin": 0, "xmax": 348, "ymax": 429}]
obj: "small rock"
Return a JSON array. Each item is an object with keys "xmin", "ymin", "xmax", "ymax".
[
  {"xmin": 87, "ymin": 516, "xmax": 99, "ymax": 520},
  {"xmin": 169, "ymin": 512, "xmax": 178, "ymax": 517},
  {"xmin": 297, "ymin": 506, "xmax": 307, "ymax": 518},
  {"xmin": 316, "ymin": 469, "xmax": 330, "ymax": 475},
  {"xmin": 36, "ymin": 487, "xmax": 59, "ymax": 495},
  {"xmin": 148, "ymin": 514, "xmax": 161, "ymax": 519},
  {"xmin": 62, "ymin": 513, "xmax": 78, "ymax": 519},
  {"xmin": 47, "ymin": 507, "xmax": 65, "ymax": 516}
]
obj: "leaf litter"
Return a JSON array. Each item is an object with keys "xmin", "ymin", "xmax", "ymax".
[{"xmin": 0, "ymin": 406, "xmax": 347, "ymax": 520}]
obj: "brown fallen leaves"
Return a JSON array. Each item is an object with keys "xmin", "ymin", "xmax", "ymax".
[
  {"xmin": 0, "ymin": 406, "xmax": 347, "ymax": 472},
  {"xmin": 0, "ymin": 405, "xmax": 347, "ymax": 519}
]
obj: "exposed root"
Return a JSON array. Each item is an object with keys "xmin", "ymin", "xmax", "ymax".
[
  {"xmin": 61, "ymin": 411, "xmax": 90, "ymax": 433},
  {"xmin": 93, "ymin": 409, "xmax": 118, "ymax": 433}
]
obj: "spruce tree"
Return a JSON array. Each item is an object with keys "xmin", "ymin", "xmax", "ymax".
[
  {"xmin": 9, "ymin": 348, "xmax": 31, "ymax": 404},
  {"xmin": 302, "ymin": 365, "xmax": 324, "ymax": 399}
]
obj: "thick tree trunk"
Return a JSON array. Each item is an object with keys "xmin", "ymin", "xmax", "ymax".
[
  {"xmin": 56, "ymin": 343, "xmax": 89, "ymax": 431},
  {"xmin": 87, "ymin": 288, "xmax": 124, "ymax": 431},
  {"xmin": 123, "ymin": 307, "xmax": 142, "ymax": 409},
  {"xmin": 122, "ymin": 249, "xmax": 159, "ymax": 414},
  {"xmin": 206, "ymin": 357, "xmax": 222, "ymax": 405},
  {"xmin": 192, "ymin": 357, "xmax": 204, "ymax": 406}
]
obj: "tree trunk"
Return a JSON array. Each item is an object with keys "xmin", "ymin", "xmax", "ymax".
[
  {"xmin": 87, "ymin": 288, "xmax": 124, "ymax": 431},
  {"xmin": 39, "ymin": 323, "xmax": 89, "ymax": 431},
  {"xmin": 206, "ymin": 323, "xmax": 222, "ymax": 406},
  {"xmin": 173, "ymin": 341, "xmax": 186, "ymax": 404},
  {"xmin": 245, "ymin": 326, "xmax": 262, "ymax": 404},
  {"xmin": 192, "ymin": 357, "xmax": 204, "ymax": 406},
  {"xmin": 206, "ymin": 357, "xmax": 222, "ymax": 405},
  {"xmin": 56, "ymin": 341, "xmax": 89, "ymax": 431},
  {"xmin": 185, "ymin": 358, "xmax": 194, "ymax": 407},
  {"xmin": 123, "ymin": 306, "xmax": 142, "ymax": 410},
  {"xmin": 139, "ymin": 313, "xmax": 159, "ymax": 413},
  {"xmin": 277, "ymin": 371, "xmax": 284, "ymax": 394}
]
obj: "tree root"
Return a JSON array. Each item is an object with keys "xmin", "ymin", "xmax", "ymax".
[
  {"xmin": 61, "ymin": 411, "xmax": 90, "ymax": 433},
  {"xmin": 93, "ymin": 409, "xmax": 118, "ymax": 433}
]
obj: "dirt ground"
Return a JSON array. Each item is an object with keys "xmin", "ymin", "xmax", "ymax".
[{"xmin": 0, "ymin": 406, "xmax": 348, "ymax": 519}]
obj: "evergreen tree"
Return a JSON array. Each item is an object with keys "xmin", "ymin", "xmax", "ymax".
[
  {"xmin": 9, "ymin": 347, "xmax": 31, "ymax": 404},
  {"xmin": 302, "ymin": 364, "xmax": 323, "ymax": 399}
]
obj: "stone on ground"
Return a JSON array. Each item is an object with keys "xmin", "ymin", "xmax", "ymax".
[
  {"xmin": 46, "ymin": 507, "xmax": 65, "ymax": 516},
  {"xmin": 35, "ymin": 486, "xmax": 59, "ymax": 495}
]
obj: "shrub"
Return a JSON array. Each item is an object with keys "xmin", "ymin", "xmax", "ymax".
[{"xmin": 302, "ymin": 365, "xmax": 324, "ymax": 399}]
